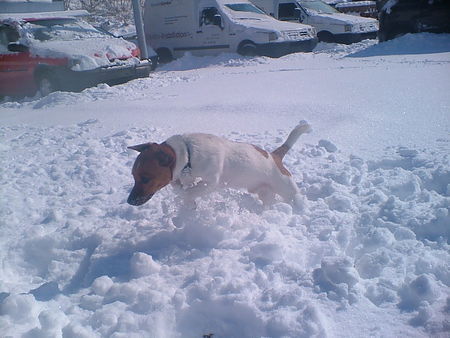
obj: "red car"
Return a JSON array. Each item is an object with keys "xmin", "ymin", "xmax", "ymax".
[{"xmin": 0, "ymin": 13, "xmax": 153, "ymax": 98}]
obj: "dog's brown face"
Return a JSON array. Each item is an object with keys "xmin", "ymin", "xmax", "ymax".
[{"xmin": 127, "ymin": 143, "xmax": 175, "ymax": 206}]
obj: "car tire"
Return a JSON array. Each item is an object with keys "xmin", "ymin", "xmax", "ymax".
[
  {"xmin": 37, "ymin": 72, "xmax": 59, "ymax": 97},
  {"xmin": 317, "ymin": 31, "xmax": 335, "ymax": 43},
  {"xmin": 238, "ymin": 42, "xmax": 257, "ymax": 56},
  {"xmin": 150, "ymin": 56, "xmax": 158, "ymax": 70},
  {"xmin": 156, "ymin": 48, "xmax": 173, "ymax": 64},
  {"xmin": 378, "ymin": 28, "xmax": 387, "ymax": 42}
]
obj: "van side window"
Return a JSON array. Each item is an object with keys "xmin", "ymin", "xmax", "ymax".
[
  {"xmin": 200, "ymin": 7, "xmax": 222, "ymax": 27},
  {"xmin": 278, "ymin": 3, "xmax": 300, "ymax": 20}
]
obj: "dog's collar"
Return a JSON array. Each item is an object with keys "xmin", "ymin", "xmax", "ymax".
[
  {"xmin": 164, "ymin": 135, "xmax": 193, "ymax": 180},
  {"xmin": 182, "ymin": 142, "xmax": 192, "ymax": 173}
]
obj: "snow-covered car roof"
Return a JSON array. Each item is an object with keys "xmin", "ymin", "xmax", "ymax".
[
  {"xmin": 0, "ymin": 10, "xmax": 89, "ymax": 22},
  {"xmin": 335, "ymin": 1, "xmax": 375, "ymax": 8},
  {"xmin": 1, "ymin": 14, "xmax": 141, "ymax": 72}
]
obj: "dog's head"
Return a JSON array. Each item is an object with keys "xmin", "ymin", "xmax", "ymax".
[{"xmin": 127, "ymin": 142, "xmax": 175, "ymax": 206}]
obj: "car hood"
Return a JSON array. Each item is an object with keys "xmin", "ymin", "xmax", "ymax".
[
  {"xmin": 226, "ymin": 10, "xmax": 312, "ymax": 32},
  {"xmin": 309, "ymin": 12, "xmax": 378, "ymax": 25},
  {"xmin": 28, "ymin": 37, "xmax": 140, "ymax": 71}
]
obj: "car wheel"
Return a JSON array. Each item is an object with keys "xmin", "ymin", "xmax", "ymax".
[
  {"xmin": 156, "ymin": 48, "xmax": 173, "ymax": 64},
  {"xmin": 317, "ymin": 31, "xmax": 335, "ymax": 43},
  {"xmin": 238, "ymin": 42, "xmax": 257, "ymax": 56},
  {"xmin": 378, "ymin": 29, "xmax": 387, "ymax": 42},
  {"xmin": 150, "ymin": 56, "xmax": 158, "ymax": 70},
  {"xmin": 37, "ymin": 72, "xmax": 58, "ymax": 97}
]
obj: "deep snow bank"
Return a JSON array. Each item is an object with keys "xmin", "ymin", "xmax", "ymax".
[{"xmin": 0, "ymin": 120, "xmax": 449, "ymax": 337}]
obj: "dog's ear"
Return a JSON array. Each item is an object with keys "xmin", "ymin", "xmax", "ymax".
[
  {"xmin": 156, "ymin": 149, "xmax": 175, "ymax": 167},
  {"xmin": 128, "ymin": 143, "xmax": 153, "ymax": 153}
]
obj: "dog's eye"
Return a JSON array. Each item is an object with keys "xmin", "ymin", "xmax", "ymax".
[{"xmin": 141, "ymin": 177, "xmax": 151, "ymax": 184}]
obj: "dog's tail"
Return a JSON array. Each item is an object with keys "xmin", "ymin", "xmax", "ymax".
[{"xmin": 272, "ymin": 120, "xmax": 312, "ymax": 159}]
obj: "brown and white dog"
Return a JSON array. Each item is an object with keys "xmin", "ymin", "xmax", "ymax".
[{"xmin": 127, "ymin": 121, "xmax": 311, "ymax": 206}]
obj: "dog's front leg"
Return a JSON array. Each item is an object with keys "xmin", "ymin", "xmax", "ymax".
[
  {"xmin": 183, "ymin": 180, "xmax": 216, "ymax": 203},
  {"xmin": 167, "ymin": 180, "xmax": 196, "ymax": 211},
  {"xmin": 251, "ymin": 184, "xmax": 276, "ymax": 206},
  {"xmin": 180, "ymin": 171, "xmax": 221, "ymax": 206},
  {"xmin": 171, "ymin": 181, "xmax": 217, "ymax": 228}
]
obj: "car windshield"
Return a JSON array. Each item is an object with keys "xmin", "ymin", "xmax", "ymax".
[
  {"xmin": 225, "ymin": 3, "xmax": 265, "ymax": 14},
  {"xmin": 25, "ymin": 18, "xmax": 109, "ymax": 42},
  {"xmin": 300, "ymin": 0, "xmax": 339, "ymax": 14}
]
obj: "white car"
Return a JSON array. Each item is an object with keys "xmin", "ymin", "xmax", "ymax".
[
  {"xmin": 144, "ymin": 0, "xmax": 318, "ymax": 60},
  {"xmin": 252, "ymin": 0, "xmax": 379, "ymax": 43}
]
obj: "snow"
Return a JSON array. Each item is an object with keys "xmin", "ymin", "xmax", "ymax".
[
  {"xmin": 33, "ymin": 38, "xmax": 140, "ymax": 71},
  {"xmin": 2, "ymin": 0, "xmax": 53, "ymax": 2},
  {"xmin": 335, "ymin": 1, "xmax": 375, "ymax": 8},
  {"xmin": 18, "ymin": 19, "xmax": 140, "ymax": 71},
  {"xmin": 1, "ymin": 33, "xmax": 450, "ymax": 337}
]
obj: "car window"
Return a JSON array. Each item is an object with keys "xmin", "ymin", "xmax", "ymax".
[
  {"xmin": 301, "ymin": 0, "xmax": 339, "ymax": 14},
  {"xmin": 199, "ymin": 7, "xmax": 221, "ymax": 27},
  {"xmin": 278, "ymin": 3, "xmax": 300, "ymax": 20},
  {"xmin": 224, "ymin": 3, "xmax": 265, "ymax": 14},
  {"xmin": 24, "ymin": 18, "xmax": 110, "ymax": 42},
  {"xmin": 0, "ymin": 25, "xmax": 19, "ymax": 52}
]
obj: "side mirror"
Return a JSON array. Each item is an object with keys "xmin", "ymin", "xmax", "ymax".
[
  {"xmin": 8, "ymin": 43, "xmax": 29, "ymax": 53},
  {"xmin": 212, "ymin": 14, "xmax": 222, "ymax": 28},
  {"xmin": 293, "ymin": 8, "xmax": 302, "ymax": 22}
]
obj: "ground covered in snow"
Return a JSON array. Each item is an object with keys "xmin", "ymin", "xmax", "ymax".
[{"xmin": 1, "ymin": 34, "xmax": 450, "ymax": 337}]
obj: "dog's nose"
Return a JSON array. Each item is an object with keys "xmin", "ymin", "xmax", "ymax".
[
  {"xmin": 127, "ymin": 197, "xmax": 140, "ymax": 206},
  {"xmin": 127, "ymin": 193, "xmax": 153, "ymax": 206}
]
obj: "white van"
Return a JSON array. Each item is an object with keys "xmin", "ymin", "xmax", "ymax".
[
  {"xmin": 143, "ymin": 0, "xmax": 317, "ymax": 61},
  {"xmin": 251, "ymin": 0, "xmax": 378, "ymax": 44}
]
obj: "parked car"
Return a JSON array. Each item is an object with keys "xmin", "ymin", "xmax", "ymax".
[
  {"xmin": 251, "ymin": 0, "xmax": 379, "ymax": 44},
  {"xmin": 377, "ymin": 0, "xmax": 450, "ymax": 42},
  {"xmin": 143, "ymin": 0, "xmax": 318, "ymax": 61},
  {"xmin": 333, "ymin": 1, "xmax": 378, "ymax": 18},
  {"xmin": 0, "ymin": 12, "xmax": 153, "ymax": 98},
  {"xmin": 94, "ymin": 25, "xmax": 158, "ymax": 70}
]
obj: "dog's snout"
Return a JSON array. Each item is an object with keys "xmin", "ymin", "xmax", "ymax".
[{"xmin": 127, "ymin": 191, "xmax": 153, "ymax": 206}]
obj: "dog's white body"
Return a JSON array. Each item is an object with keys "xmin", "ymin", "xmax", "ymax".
[{"xmin": 165, "ymin": 122, "xmax": 311, "ymax": 205}]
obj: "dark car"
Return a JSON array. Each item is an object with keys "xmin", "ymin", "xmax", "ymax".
[
  {"xmin": 377, "ymin": 0, "xmax": 450, "ymax": 42},
  {"xmin": 0, "ymin": 13, "xmax": 153, "ymax": 98}
]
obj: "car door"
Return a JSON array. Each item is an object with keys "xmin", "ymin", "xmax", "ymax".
[
  {"xmin": 196, "ymin": 3, "xmax": 229, "ymax": 54},
  {"xmin": 0, "ymin": 24, "xmax": 36, "ymax": 97}
]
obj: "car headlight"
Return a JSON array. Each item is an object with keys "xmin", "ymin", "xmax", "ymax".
[
  {"xmin": 344, "ymin": 24, "xmax": 352, "ymax": 32},
  {"xmin": 256, "ymin": 31, "xmax": 279, "ymax": 42}
]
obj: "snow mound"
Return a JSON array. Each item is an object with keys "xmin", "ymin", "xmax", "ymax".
[
  {"xmin": 347, "ymin": 33, "xmax": 450, "ymax": 57},
  {"xmin": 1, "ymin": 122, "xmax": 449, "ymax": 337},
  {"xmin": 0, "ymin": 72, "xmax": 197, "ymax": 109},
  {"xmin": 159, "ymin": 52, "xmax": 270, "ymax": 72}
]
